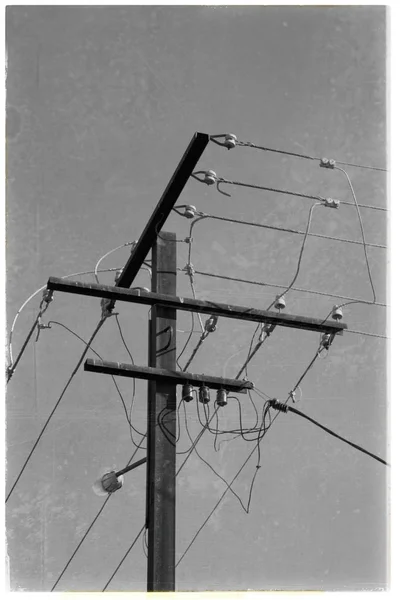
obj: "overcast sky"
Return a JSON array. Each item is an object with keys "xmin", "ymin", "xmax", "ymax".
[{"xmin": 5, "ymin": 5, "xmax": 388, "ymax": 594}]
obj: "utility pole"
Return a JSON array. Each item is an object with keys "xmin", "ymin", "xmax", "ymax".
[
  {"xmin": 147, "ymin": 231, "xmax": 177, "ymax": 591},
  {"xmin": 46, "ymin": 131, "xmax": 347, "ymax": 592}
]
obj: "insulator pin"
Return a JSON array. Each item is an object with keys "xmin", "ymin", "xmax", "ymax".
[
  {"xmin": 332, "ymin": 305, "xmax": 343, "ymax": 321},
  {"xmin": 204, "ymin": 170, "xmax": 217, "ymax": 186},
  {"xmin": 182, "ymin": 383, "xmax": 194, "ymax": 403},
  {"xmin": 224, "ymin": 133, "xmax": 237, "ymax": 149},
  {"xmin": 199, "ymin": 385, "xmax": 211, "ymax": 404},
  {"xmin": 274, "ymin": 294, "xmax": 286, "ymax": 311},
  {"xmin": 216, "ymin": 389, "xmax": 228, "ymax": 407},
  {"xmin": 42, "ymin": 289, "xmax": 54, "ymax": 304}
]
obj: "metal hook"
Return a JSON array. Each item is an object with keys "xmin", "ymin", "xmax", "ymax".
[{"xmin": 216, "ymin": 180, "xmax": 231, "ymax": 197}]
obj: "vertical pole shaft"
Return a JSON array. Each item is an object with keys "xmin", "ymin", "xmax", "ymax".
[{"xmin": 147, "ymin": 232, "xmax": 177, "ymax": 591}]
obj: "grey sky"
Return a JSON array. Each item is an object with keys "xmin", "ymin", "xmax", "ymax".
[{"xmin": 6, "ymin": 5, "xmax": 387, "ymax": 593}]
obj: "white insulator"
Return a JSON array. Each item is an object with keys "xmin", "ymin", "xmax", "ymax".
[
  {"xmin": 216, "ymin": 389, "xmax": 228, "ymax": 407},
  {"xmin": 182, "ymin": 383, "xmax": 194, "ymax": 402},
  {"xmin": 199, "ymin": 385, "xmax": 211, "ymax": 404},
  {"xmin": 204, "ymin": 170, "xmax": 217, "ymax": 186},
  {"xmin": 114, "ymin": 269, "xmax": 123, "ymax": 283},
  {"xmin": 332, "ymin": 305, "xmax": 343, "ymax": 320},
  {"xmin": 274, "ymin": 295, "xmax": 286, "ymax": 311},
  {"xmin": 184, "ymin": 205, "xmax": 196, "ymax": 219},
  {"xmin": 224, "ymin": 133, "xmax": 237, "ymax": 149}
]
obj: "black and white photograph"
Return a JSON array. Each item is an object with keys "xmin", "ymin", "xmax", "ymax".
[{"xmin": 5, "ymin": 3, "xmax": 390, "ymax": 594}]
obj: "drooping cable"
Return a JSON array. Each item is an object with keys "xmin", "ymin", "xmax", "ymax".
[
  {"xmin": 46, "ymin": 320, "xmax": 146, "ymax": 446},
  {"xmin": 94, "ymin": 242, "xmax": 135, "ymax": 284},
  {"xmin": 269, "ymin": 401, "xmax": 389, "ymax": 467},
  {"xmin": 235, "ymin": 201, "xmax": 323, "ymax": 379},
  {"xmin": 102, "ymin": 409, "xmax": 220, "ymax": 590},
  {"xmin": 176, "ymin": 343, "xmax": 329, "ymax": 569},
  {"xmin": 334, "ymin": 166, "xmax": 377, "ymax": 304},
  {"xmin": 6, "ymin": 318, "xmax": 106, "ymax": 504},
  {"xmin": 8, "ymin": 267, "xmax": 123, "ymax": 370}
]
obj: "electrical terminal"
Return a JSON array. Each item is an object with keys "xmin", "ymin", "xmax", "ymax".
[
  {"xmin": 100, "ymin": 297, "xmax": 115, "ymax": 319},
  {"xmin": 322, "ymin": 197, "xmax": 340, "ymax": 209},
  {"xmin": 320, "ymin": 157, "xmax": 336, "ymax": 169},
  {"xmin": 42, "ymin": 289, "xmax": 54, "ymax": 305},
  {"xmin": 204, "ymin": 315, "xmax": 218, "ymax": 333},
  {"xmin": 269, "ymin": 398, "xmax": 289, "ymax": 413}
]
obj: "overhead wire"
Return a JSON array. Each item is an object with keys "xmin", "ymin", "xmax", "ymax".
[
  {"xmin": 191, "ymin": 171, "xmax": 387, "ymax": 212},
  {"xmin": 181, "ymin": 269, "xmax": 387, "ymax": 308},
  {"xmin": 211, "ymin": 134, "xmax": 388, "ymax": 172},
  {"xmin": 175, "ymin": 342, "xmax": 329, "ymax": 569},
  {"xmin": 46, "ymin": 320, "xmax": 146, "ymax": 446},
  {"xmin": 235, "ymin": 200, "xmax": 323, "ymax": 379},
  {"xmin": 7, "ymin": 267, "xmax": 127, "ymax": 373}
]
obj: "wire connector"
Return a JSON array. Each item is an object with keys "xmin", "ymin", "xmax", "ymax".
[
  {"xmin": 322, "ymin": 197, "xmax": 340, "ymax": 209},
  {"xmin": 320, "ymin": 157, "xmax": 336, "ymax": 169},
  {"xmin": 101, "ymin": 298, "xmax": 115, "ymax": 319},
  {"xmin": 204, "ymin": 315, "xmax": 218, "ymax": 333},
  {"xmin": 269, "ymin": 399, "xmax": 289, "ymax": 413},
  {"xmin": 184, "ymin": 262, "xmax": 195, "ymax": 279},
  {"xmin": 42, "ymin": 289, "xmax": 54, "ymax": 305}
]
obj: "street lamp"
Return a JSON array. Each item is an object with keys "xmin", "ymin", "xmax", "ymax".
[{"xmin": 92, "ymin": 456, "xmax": 146, "ymax": 496}]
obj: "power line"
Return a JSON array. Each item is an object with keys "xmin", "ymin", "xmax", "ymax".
[
  {"xmin": 47, "ymin": 320, "xmax": 147, "ymax": 446},
  {"xmin": 189, "ymin": 212, "xmax": 386, "ymax": 250},
  {"xmin": 102, "ymin": 525, "xmax": 146, "ymax": 592},
  {"xmin": 269, "ymin": 400, "xmax": 389, "ymax": 467},
  {"xmin": 175, "ymin": 343, "xmax": 332, "ymax": 569},
  {"xmin": 102, "ymin": 409, "xmax": 220, "ymax": 590},
  {"xmin": 212, "ymin": 135, "xmax": 387, "ymax": 172},
  {"xmin": 5, "ymin": 318, "xmax": 106, "ymax": 504},
  {"xmin": 184, "ymin": 269, "xmax": 387, "ymax": 308},
  {"xmin": 8, "ymin": 267, "xmax": 123, "ymax": 369},
  {"xmin": 192, "ymin": 172, "xmax": 387, "ymax": 212}
]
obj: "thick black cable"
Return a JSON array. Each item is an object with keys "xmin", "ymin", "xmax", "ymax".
[
  {"xmin": 272, "ymin": 403, "xmax": 388, "ymax": 467},
  {"xmin": 6, "ymin": 318, "xmax": 106, "ymax": 504},
  {"xmin": 175, "ymin": 346, "xmax": 328, "ymax": 569}
]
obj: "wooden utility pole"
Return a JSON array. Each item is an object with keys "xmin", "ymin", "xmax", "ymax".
[{"xmin": 146, "ymin": 232, "xmax": 177, "ymax": 591}]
